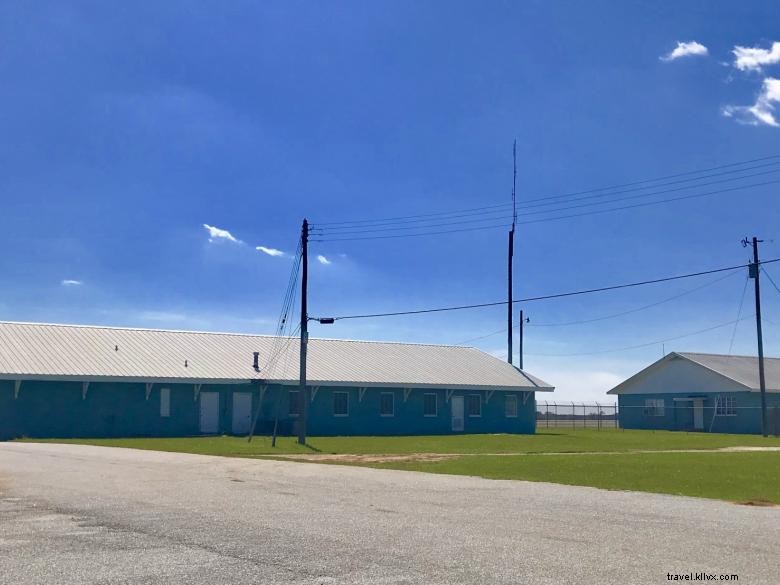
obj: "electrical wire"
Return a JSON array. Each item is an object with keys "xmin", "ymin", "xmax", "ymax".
[
  {"xmin": 451, "ymin": 269, "xmax": 742, "ymax": 345},
  {"xmin": 728, "ymin": 276, "xmax": 750, "ymax": 355},
  {"xmin": 321, "ymin": 258, "xmax": 780, "ymax": 321},
  {"xmin": 762, "ymin": 266, "xmax": 780, "ymax": 296},
  {"xmin": 526, "ymin": 314, "xmax": 756, "ymax": 357},
  {"xmin": 311, "ymin": 162, "xmax": 780, "ymax": 234},
  {"xmin": 312, "ymin": 154, "xmax": 780, "ymax": 228},
  {"xmin": 312, "ymin": 179, "xmax": 780, "ymax": 242}
]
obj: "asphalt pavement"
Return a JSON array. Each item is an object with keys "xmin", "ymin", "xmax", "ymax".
[{"xmin": 0, "ymin": 442, "xmax": 777, "ymax": 584}]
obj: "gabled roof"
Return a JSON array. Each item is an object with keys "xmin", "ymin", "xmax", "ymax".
[
  {"xmin": 0, "ymin": 321, "xmax": 554, "ymax": 391},
  {"xmin": 607, "ymin": 351, "xmax": 780, "ymax": 394}
]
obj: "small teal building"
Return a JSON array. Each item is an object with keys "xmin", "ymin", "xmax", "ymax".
[
  {"xmin": 608, "ymin": 352, "xmax": 780, "ymax": 435},
  {"xmin": 0, "ymin": 321, "xmax": 554, "ymax": 439}
]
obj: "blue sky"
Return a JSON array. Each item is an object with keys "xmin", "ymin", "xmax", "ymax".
[{"xmin": 1, "ymin": 1, "xmax": 780, "ymax": 400}]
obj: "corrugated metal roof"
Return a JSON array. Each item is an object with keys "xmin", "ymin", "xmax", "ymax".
[
  {"xmin": 607, "ymin": 351, "xmax": 780, "ymax": 394},
  {"xmin": 675, "ymin": 352, "xmax": 780, "ymax": 391},
  {"xmin": 0, "ymin": 321, "xmax": 553, "ymax": 391}
]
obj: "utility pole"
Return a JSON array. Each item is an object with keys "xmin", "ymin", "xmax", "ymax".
[
  {"xmin": 298, "ymin": 219, "xmax": 309, "ymax": 445},
  {"xmin": 508, "ymin": 140, "xmax": 517, "ymax": 364},
  {"xmin": 744, "ymin": 236, "xmax": 768, "ymax": 437},
  {"xmin": 519, "ymin": 310, "xmax": 529, "ymax": 370}
]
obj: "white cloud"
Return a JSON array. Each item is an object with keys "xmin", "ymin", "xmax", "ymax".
[
  {"xmin": 202, "ymin": 223, "xmax": 242, "ymax": 244},
  {"xmin": 722, "ymin": 77, "xmax": 780, "ymax": 127},
  {"xmin": 256, "ymin": 246, "xmax": 285, "ymax": 257},
  {"xmin": 732, "ymin": 42, "xmax": 780, "ymax": 72},
  {"xmin": 61, "ymin": 279, "xmax": 82, "ymax": 286},
  {"xmin": 660, "ymin": 41, "xmax": 708, "ymax": 62},
  {"xmin": 317, "ymin": 254, "xmax": 331, "ymax": 265}
]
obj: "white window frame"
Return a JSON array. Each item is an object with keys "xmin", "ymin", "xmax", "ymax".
[
  {"xmin": 505, "ymin": 394, "xmax": 518, "ymax": 418},
  {"xmin": 379, "ymin": 392, "xmax": 394, "ymax": 417},
  {"xmin": 467, "ymin": 394, "xmax": 482, "ymax": 417},
  {"xmin": 333, "ymin": 391, "xmax": 349, "ymax": 417},
  {"xmin": 160, "ymin": 387, "xmax": 171, "ymax": 418},
  {"xmin": 716, "ymin": 396, "xmax": 737, "ymax": 416},
  {"xmin": 288, "ymin": 390, "xmax": 300, "ymax": 417},
  {"xmin": 644, "ymin": 398, "xmax": 665, "ymax": 417},
  {"xmin": 423, "ymin": 393, "xmax": 437, "ymax": 417}
]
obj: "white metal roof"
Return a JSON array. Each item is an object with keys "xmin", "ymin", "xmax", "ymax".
[
  {"xmin": 607, "ymin": 351, "xmax": 780, "ymax": 394},
  {"xmin": 0, "ymin": 321, "xmax": 554, "ymax": 391}
]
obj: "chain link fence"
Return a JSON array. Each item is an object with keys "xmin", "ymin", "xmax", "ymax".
[{"xmin": 536, "ymin": 401, "xmax": 619, "ymax": 429}]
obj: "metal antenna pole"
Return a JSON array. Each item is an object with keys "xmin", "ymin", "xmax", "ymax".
[
  {"xmin": 519, "ymin": 309, "xmax": 529, "ymax": 370},
  {"xmin": 745, "ymin": 236, "xmax": 768, "ymax": 436},
  {"xmin": 298, "ymin": 219, "xmax": 309, "ymax": 445},
  {"xmin": 508, "ymin": 140, "xmax": 517, "ymax": 364}
]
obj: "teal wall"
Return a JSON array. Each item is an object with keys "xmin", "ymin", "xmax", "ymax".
[
  {"xmin": 617, "ymin": 392, "xmax": 780, "ymax": 435},
  {"xmin": 0, "ymin": 379, "xmax": 537, "ymax": 438}
]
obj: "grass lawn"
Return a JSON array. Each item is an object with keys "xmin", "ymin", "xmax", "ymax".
[
  {"xmin": 367, "ymin": 452, "xmax": 780, "ymax": 505},
  {"xmin": 21, "ymin": 428, "xmax": 780, "ymax": 456},
  {"xmin": 21, "ymin": 430, "xmax": 780, "ymax": 504}
]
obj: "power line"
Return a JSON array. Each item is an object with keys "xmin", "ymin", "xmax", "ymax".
[
  {"xmin": 311, "ymin": 154, "xmax": 780, "ymax": 228},
  {"xmin": 322, "ymin": 258, "xmax": 780, "ymax": 321},
  {"xmin": 311, "ymin": 162, "xmax": 780, "ymax": 235},
  {"xmin": 762, "ymin": 266, "xmax": 780, "ymax": 296},
  {"xmin": 312, "ymin": 179, "xmax": 780, "ymax": 242},
  {"xmin": 310, "ymin": 166, "xmax": 780, "ymax": 236},
  {"xmin": 451, "ymin": 269, "xmax": 740, "ymax": 345},
  {"xmin": 728, "ymin": 275, "xmax": 750, "ymax": 355},
  {"xmin": 526, "ymin": 314, "xmax": 756, "ymax": 357}
]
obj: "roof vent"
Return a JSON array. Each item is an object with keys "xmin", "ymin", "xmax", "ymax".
[{"xmin": 253, "ymin": 351, "xmax": 260, "ymax": 371}]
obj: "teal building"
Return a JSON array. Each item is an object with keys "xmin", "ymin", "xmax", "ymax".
[
  {"xmin": 0, "ymin": 322, "xmax": 554, "ymax": 439},
  {"xmin": 608, "ymin": 352, "xmax": 780, "ymax": 435}
]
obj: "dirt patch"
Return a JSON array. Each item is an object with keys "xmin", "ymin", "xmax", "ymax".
[
  {"xmin": 737, "ymin": 499, "xmax": 778, "ymax": 507},
  {"xmin": 718, "ymin": 446, "xmax": 780, "ymax": 452},
  {"xmin": 271, "ymin": 453, "xmax": 459, "ymax": 464}
]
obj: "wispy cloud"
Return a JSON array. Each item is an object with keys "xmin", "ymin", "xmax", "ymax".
[
  {"xmin": 660, "ymin": 41, "xmax": 708, "ymax": 62},
  {"xmin": 722, "ymin": 77, "xmax": 780, "ymax": 127},
  {"xmin": 138, "ymin": 310, "xmax": 188, "ymax": 322},
  {"xmin": 256, "ymin": 246, "xmax": 285, "ymax": 257},
  {"xmin": 203, "ymin": 223, "xmax": 242, "ymax": 244},
  {"xmin": 61, "ymin": 279, "xmax": 82, "ymax": 286},
  {"xmin": 732, "ymin": 42, "xmax": 780, "ymax": 72},
  {"xmin": 317, "ymin": 254, "xmax": 331, "ymax": 265}
]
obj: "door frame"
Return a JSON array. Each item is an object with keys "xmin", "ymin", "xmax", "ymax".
[
  {"xmin": 199, "ymin": 391, "xmax": 220, "ymax": 434},
  {"xmin": 231, "ymin": 392, "xmax": 253, "ymax": 435},
  {"xmin": 693, "ymin": 399, "xmax": 704, "ymax": 431},
  {"xmin": 451, "ymin": 395, "xmax": 464, "ymax": 432}
]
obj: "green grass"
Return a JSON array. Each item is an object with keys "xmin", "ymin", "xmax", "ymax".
[
  {"xmin": 21, "ymin": 428, "xmax": 780, "ymax": 456},
  {"xmin": 368, "ymin": 452, "xmax": 780, "ymax": 505},
  {"xmin": 21, "ymin": 430, "xmax": 780, "ymax": 504}
]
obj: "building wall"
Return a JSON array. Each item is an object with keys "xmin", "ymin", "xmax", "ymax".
[
  {"xmin": 0, "ymin": 379, "xmax": 537, "ymax": 439},
  {"xmin": 618, "ymin": 391, "xmax": 780, "ymax": 435}
]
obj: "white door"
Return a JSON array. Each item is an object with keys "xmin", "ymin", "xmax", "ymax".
[
  {"xmin": 693, "ymin": 399, "xmax": 704, "ymax": 431},
  {"xmin": 451, "ymin": 395, "xmax": 464, "ymax": 432},
  {"xmin": 232, "ymin": 392, "xmax": 252, "ymax": 435},
  {"xmin": 199, "ymin": 392, "xmax": 220, "ymax": 434}
]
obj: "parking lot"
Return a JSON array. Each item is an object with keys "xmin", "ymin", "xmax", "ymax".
[{"xmin": 1, "ymin": 442, "xmax": 778, "ymax": 584}]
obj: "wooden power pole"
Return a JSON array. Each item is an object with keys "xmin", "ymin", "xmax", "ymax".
[
  {"xmin": 745, "ymin": 236, "xmax": 768, "ymax": 436},
  {"xmin": 298, "ymin": 219, "xmax": 309, "ymax": 445}
]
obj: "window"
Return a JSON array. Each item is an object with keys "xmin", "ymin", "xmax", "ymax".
[
  {"xmin": 160, "ymin": 387, "xmax": 170, "ymax": 418},
  {"xmin": 423, "ymin": 393, "xmax": 437, "ymax": 417},
  {"xmin": 467, "ymin": 394, "xmax": 482, "ymax": 417},
  {"xmin": 333, "ymin": 391, "xmax": 349, "ymax": 416},
  {"xmin": 505, "ymin": 394, "xmax": 518, "ymax": 418},
  {"xmin": 288, "ymin": 390, "xmax": 301, "ymax": 416},
  {"xmin": 644, "ymin": 399, "xmax": 665, "ymax": 417},
  {"xmin": 716, "ymin": 396, "xmax": 737, "ymax": 416},
  {"xmin": 380, "ymin": 392, "xmax": 394, "ymax": 417}
]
